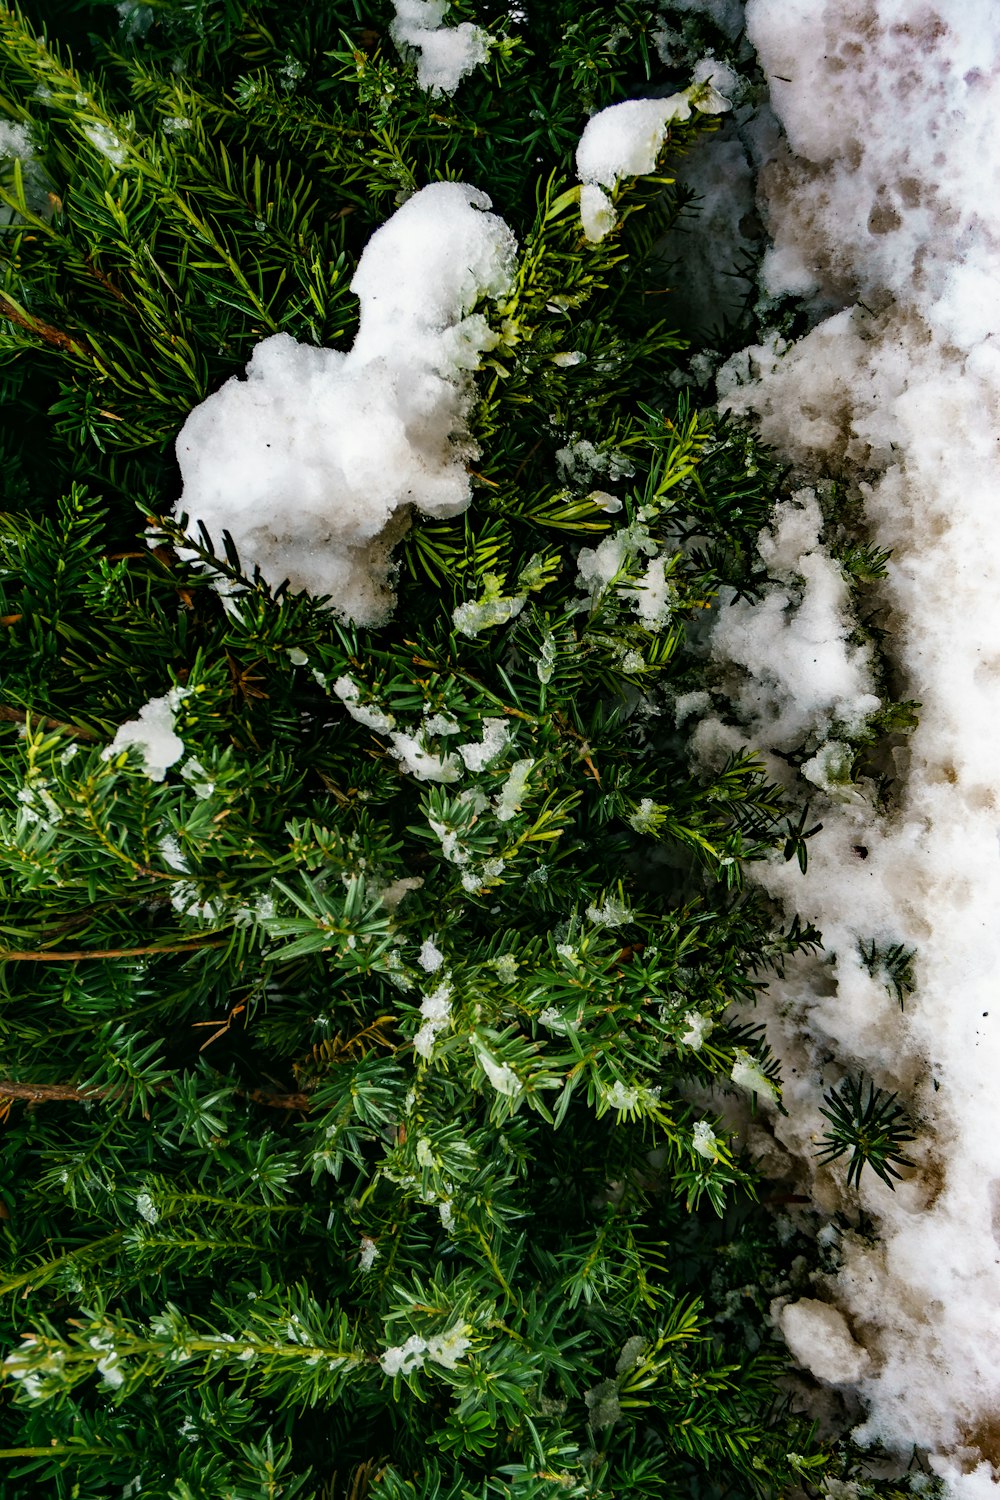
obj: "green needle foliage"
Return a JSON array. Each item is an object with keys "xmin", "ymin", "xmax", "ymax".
[
  {"xmin": 0, "ymin": 2, "xmax": 925, "ymax": 1498},
  {"xmin": 816, "ymin": 1075, "xmax": 917, "ymax": 1191}
]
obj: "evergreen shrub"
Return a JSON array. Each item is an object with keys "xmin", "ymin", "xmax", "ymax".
[{"xmin": 0, "ymin": 2, "xmax": 914, "ymax": 1495}]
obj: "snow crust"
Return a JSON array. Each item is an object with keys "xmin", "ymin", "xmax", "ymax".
[
  {"xmin": 173, "ymin": 182, "xmax": 516, "ymax": 623},
  {"xmin": 389, "ymin": 2, "xmax": 490, "ymax": 95},
  {"xmin": 703, "ymin": 1, "xmax": 1000, "ymax": 1487}
]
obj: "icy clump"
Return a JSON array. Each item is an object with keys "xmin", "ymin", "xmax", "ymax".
[
  {"xmin": 457, "ymin": 717, "xmax": 510, "ymax": 771},
  {"xmin": 680, "ymin": 1012, "xmax": 713, "ymax": 1049},
  {"xmin": 556, "ymin": 439, "xmax": 635, "ymax": 486},
  {"xmin": 494, "ymin": 758, "xmax": 533, "ymax": 822},
  {"xmin": 475, "ymin": 1046, "xmax": 521, "ymax": 1098},
  {"xmin": 0, "ymin": 121, "xmax": 32, "ymax": 158},
  {"xmin": 379, "ymin": 1326, "xmax": 473, "ymax": 1380},
  {"xmin": 575, "ymin": 77, "xmax": 731, "ymax": 242},
  {"xmin": 691, "ymin": 1120, "xmax": 719, "ymax": 1160},
  {"xmin": 172, "ymin": 182, "xmax": 517, "ymax": 624},
  {"xmin": 729, "ymin": 1048, "xmax": 777, "ymax": 1105},
  {"xmin": 452, "ymin": 590, "xmax": 526, "ymax": 637},
  {"xmin": 604, "ymin": 1080, "xmax": 638, "ymax": 1112},
  {"xmin": 101, "ymin": 687, "xmax": 190, "ymax": 782},
  {"xmin": 390, "ymin": 1, "xmax": 490, "ymax": 95},
  {"xmin": 83, "ymin": 122, "xmax": 126, "ymax": 166},
  {"xmin": 585, "ymin": 896, "xmax": 631, "ymax": 928},
  {"xmin": 776, "ymin": 1299, "xmax": 870, "ymax": 1386},
  {"xmin": 413, "ymin": 982, "xmax": 453, "ymax": 1059},
  {"xmin": 418, "ymin": 937, "xmax": 445, "ymax": 973},
  {"xmin": 333, "ymin": 677, "xmax": 395, "ymax": 735},
  {"xmin": 576, "ymin": 522, "xmax": 658, "ymax": 604},
  {"xmin": 621, "ymin": 555, "xmax": 676, "ymax": 629},
  {"xmin": 708, "ymin": 1, "xmax": 1000, "ymax": 1487},
  {"xmin": 0, "ymin": 121, "xmax": 62, "ymax": 231},
  {"xmin": 333, "ymin": 676, "xmax": 463, "ymax": 782}
]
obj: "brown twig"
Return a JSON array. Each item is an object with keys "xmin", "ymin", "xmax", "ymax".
[
  {"xmin": 85, "ymin": 256, "xmax": 130, "ymax": 305},
  {"xmin": 0, "ymin": 939, "xmax": 228, "ymax": 962},
  {"xmin": 0, "ymin": 1077, "xmax": 313, "ymax": 1113},
  {"xmin": 243, "ymin": 1087, "xmax": 312, "ymax": 1112},
  {"xmin": 0, "ymin": 704, "xmax": 101, "ymax": 741},
  {"xmin": 0, "ymin": 292, "xmax": 93, "ymax": 359},
  {"xmin": 0, "ymin": 1081, "xmax": 103, "ymax": 1104}
]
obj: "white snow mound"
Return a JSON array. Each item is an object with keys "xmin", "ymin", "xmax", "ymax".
[{"xmin": 173, "ymin": 182, "xmax": 517, "ymax": 623}]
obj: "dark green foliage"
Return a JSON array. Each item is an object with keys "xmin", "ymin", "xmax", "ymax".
[{"xmin": 816, "ymin": 1075, "xmax": 917, "ymax": 1190}]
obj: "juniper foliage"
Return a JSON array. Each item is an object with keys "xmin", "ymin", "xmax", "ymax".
[{"xmin": 0, "ymin": 2, "xmax": 924, "ymax": 1498}]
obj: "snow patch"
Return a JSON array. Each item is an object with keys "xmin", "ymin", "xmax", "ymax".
[
  {"xmin": 710, "ymin": 0, "xmax": 1000, "ymax": 1483},
  {"xmin": 101, "ymin": 687, "xmax": 190, "ymax": 782},
  {"xmin": 390, "ymin": 1, "xmax": 491, "ymax": 95},
  {"xmin": 172, "ymin": 182, "xmax": 516, "ymax": 624}
]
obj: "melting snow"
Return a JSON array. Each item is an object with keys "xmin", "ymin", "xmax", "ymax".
[{"xmin": 695, "ymin": 0, "xmax": 1000, "ymax": 1488}]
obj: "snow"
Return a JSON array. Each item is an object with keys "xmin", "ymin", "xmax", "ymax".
[
  {"xmin": 413, "ymin": 981, "xmax": 453, "ymax": 1059},
  {"xmin": 172, "ymin": 182, "xmax": 516, "ymax": 624},
  {"xmin": 729, "ymin": 1048, "xmax": 777, "ymax": 1105},
  {"xmin": 556, "ymin": 439, "xmax": 634, "ymax": 486},
  {"xmin": 585, "ymin": 896, "xmax": 631, "ymax": 928},
  {"xmin": 333, "ymin": 677, "xmax": 395, "ymax": 735},
  {"xmin": 622, "ymin": 555, "xmax": 676, "ymax": 629},
  {"xmin": 776, "ymin": 1299, "xmax": 870, "ymax": 1386},
  {"xmin": 494, "ymin": 759, "xmax": 533, "ymax": 822},
  {"xmin": 0, "ymin": 121, "xmax": 32, "ymax": 158},
  {"xmin": 417, "ymin": 937, "xmax": 445, "ymax": 973},
  {"xmin": 575, "ymin": 79, "xmax": 731, "ymax": 243},
  {"xmin": 83, "ymin": 122, "xmax": 126, "ymax": 166},
  {"xmin": 101, "ymin": 688, "xmax": 189, "ymax": 781},
  {"xmin": 698, "ymin": 0, "xmax": 1000, "ymax": 1486},
  {"xmin": 604, "ymin": 1081, "xmax": 638, "ymax": 1112},
  {"xmin": 475, "ymin": 1046, "xmax": 521, "ymax": 1099},
  {"xmin": 576, "ymin": 522, "xmax": 657, "ymax": 602},
  {"xmin": 135, "ymin": 1192, "xmax": 158, "ymax": 1225},
  {"xmin": 389, "ymin": 2, "xmax": 490, "ymax": 96},
  {"xmin": 695, "ymin": 490, "xmax": 881, "ymax": 762},
  {"xmin": 452, "ymin": 590, "xmax": 526, "ymax": 637},
  {"xmin": 333, "ymin": 676, "xmax": 467, "ymax": 782},
  {"xmin": 680, "ymin": 1012, "xmax": 714, "ymax": 1049},
  {"xmin": 380, "ymin": 1323, "xmax": 472, "ymax": 1376},
  {"xmin": 456, "ymin": 717, "xmax": 510, "ymax": 771},
  {"xmin": 692, "ymin": 1120, "xmax": 720, "ymax": 1160}
]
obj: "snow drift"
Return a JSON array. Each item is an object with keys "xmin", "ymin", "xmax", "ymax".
[{"xmin": 697, "ymin": 2, "xmax": 1000, "ymax": 1491}]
